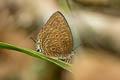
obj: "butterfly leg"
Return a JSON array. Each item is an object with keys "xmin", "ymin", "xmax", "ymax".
[{"xmin": 58, "ymin": 55, "xmax": 73, "ymax": 63}]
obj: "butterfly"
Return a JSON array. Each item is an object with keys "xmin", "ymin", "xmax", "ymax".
[{"xmin": 36, "ymin": 11, "xmax": 73, "ymax": 63}]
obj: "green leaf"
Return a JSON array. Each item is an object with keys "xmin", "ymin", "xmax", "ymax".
[{"xmin": 0, "ymin": 42, "xmax": 72, "ymax": 72}]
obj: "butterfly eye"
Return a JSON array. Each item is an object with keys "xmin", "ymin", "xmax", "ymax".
[{"xmin": 37, "ymin": 49, "xmax": 40, "ymax": 52}]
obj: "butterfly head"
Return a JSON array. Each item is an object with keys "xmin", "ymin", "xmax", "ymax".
[
  {"xmin": 36, "ymin": 44, "xmax": 41, "ymax": 52},
  {"xmin": 30, "ymin": 37, "xmax": 41, "ymax": 52},
  {"xmin": 36, "ymin": 39, "xmax": 42, "ymax": 52}
]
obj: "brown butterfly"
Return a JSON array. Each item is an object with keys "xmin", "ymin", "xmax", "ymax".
[{"xmin": 36, "ymin": 11, "xmax": 73, "ymax": 63}]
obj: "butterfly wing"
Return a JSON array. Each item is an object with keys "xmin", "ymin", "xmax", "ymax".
[{"xmin": 37, "ymin": 11, "xmax": 73, "ymax": 58}]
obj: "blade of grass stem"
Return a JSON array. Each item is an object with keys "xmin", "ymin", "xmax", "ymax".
[{"xmin": 0, "ymin": 42, "xmax": 72, "ymax": 72}]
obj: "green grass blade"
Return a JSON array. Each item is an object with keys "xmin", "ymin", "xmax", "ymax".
[{"xmin": 0, "ymin": 42, "xmax": 72, "ymax": 72}]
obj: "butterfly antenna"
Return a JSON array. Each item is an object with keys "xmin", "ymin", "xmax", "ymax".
[{"xmin": 30, "ymin": 37, "xmax": 36, "ymax": 43}]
